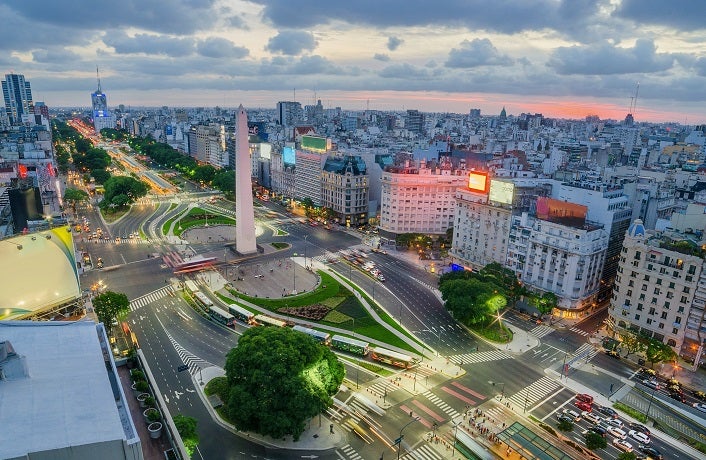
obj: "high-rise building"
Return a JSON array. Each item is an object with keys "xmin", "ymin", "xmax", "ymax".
[
  {"xmin": 91, "ymin": 68, "xmax": 115, "ymax": 133},
  {"xmin": 405, "ymin": 109, "xmax": 424, "ymax": 135},
  {"xmin": 2, "ymin": 73, "xmax": 33, "ymax": 125},
  {"xmin": 276, "ymin": 101, "xmax": 303, "ymax": 127}
]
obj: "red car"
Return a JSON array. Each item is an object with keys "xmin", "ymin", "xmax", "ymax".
[
  {"xmin": 575, "ymin": 400, "xmax": 592, "ymax": 412},
  {"xmin": 576, "ymin": 393, "xmax": 594, "ymax": 404}
]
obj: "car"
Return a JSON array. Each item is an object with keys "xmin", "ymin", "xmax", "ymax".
[
  {"xmin": 668, "ymin": 384, "xmax": 683, "ymax": 394},
  {"xmin": 596, "ymin": 406, "xmax": 619, "ymax": 419},
  {"xmin": 582, "ymin": 411, "xmax": 602, "ymax": 424},
  {"xmin": 606, "ymin": 426, "xmax": 627, "ymax": 439},
  {"xmin": 96, "ymin": 258, "xmax": 103, "ymax": 269},
  {"xmin": 115, "ymin": 237, "xmax": 121, "ymax": 243},
  {"xmin": 669, "ymin": 392, "xmax": 686, "ymax": 403},
  {"xmin": 613, "ymin": 438, "xmax": 633, "ymax": 452},
  {"xmin": 693, "ymin": 390, "xmax": 706, "ymax": 401},
  {"xmin": 605, "ymin": 350, "xmax": 620, "ymax": 359},
  {"xmin": 629, "ymin": 423, "xmax": 650, "ymax": 436},
  {"xmin": 693, "ymin": 403, "xmax": 706, "ymax": 413},
  {"xmin": 629, "ymin": 429, "xmax": 650, "ymax": 444},
  {"xmin": 576, "ymin": 393, "xmax": 594, "ymax": 404},
  {"xmin": 589, "ymin": 425, "xmax": 607, "ymax": 437},
  {"xmin": 575, "ymin": 401, "xmax": 592, "ymax": 412},
  {"xmin": 377, "ymin": 274, "xmax": 386, "ymax": 282},
  {"xmin": 666, "ymin": 377, "xmax": 680, "ymax": 387},
  {"xmin": 642, "ymin": 379, "xmax": 661, "ymax": 390},
  {"xmin": 562, "ymin": 409, "xmax": 582, "ymax": 422},
  {"xmin": 639, "ymin": 368, "xmax": 657, "ymax": 377},
  {"xmin": 638, "ymin": 445, "xmax": 663, "ymax": 459},
  {"xmin": 606, "ymin": 418, "xmax": 624, "ymax": 429},
  {"xmin": 556, "ymin": 414, "xmax": 574, "ymax": 424}
]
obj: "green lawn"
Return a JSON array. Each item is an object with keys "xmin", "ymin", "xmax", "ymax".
[
  {"xmin": 271, "ymin": 242, "xmax": 289, "ymax": 249},
  {"xmin": 469, "ymin": 319, "xmax": 513, "ymax": 343}
]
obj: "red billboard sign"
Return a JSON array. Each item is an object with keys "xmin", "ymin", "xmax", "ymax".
[{"xmin": 536, "ymin": 197, "xmax": 587, "ymax": 227}]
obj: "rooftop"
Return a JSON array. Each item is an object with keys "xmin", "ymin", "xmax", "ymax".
[{"xmin": 0, "ymin": 321, "xmax": 130, "ymax": 459}]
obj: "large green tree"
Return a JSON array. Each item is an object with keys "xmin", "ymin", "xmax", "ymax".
[
  {"xmin": 102, "ymin": 175, "xmax": 148, "ymax": 208},
  {"xmin": 212, "ymin": 169, "xmax": 235, "ymax": 196},
  {"xmin": 620, "ymin": 330, "xmax": 648, "ymax": 358},
  {"xmin": 645, "ymin": 338, "xmax": 677, "ymax": 368},
  {"xmin": 584, "ymin": 431, "xmax": 607, "ymax": 450},
  {"xmin": 173, "ymin": 414, "xmax": 199, "ymax": 457},
  {"xmin": 439, "ymin": 278, "xmax": 499, "ymax": 325},
  {"xmin": 224, "ymin": 327, "xmax": 344, "ymax": 441},
  {"xmin": 93, "ymin": 291, "xmax": 130, "ymax": 334},
  {"xmin": 63, "ymin": 188, "xmax": 89, "ymax": 204}
]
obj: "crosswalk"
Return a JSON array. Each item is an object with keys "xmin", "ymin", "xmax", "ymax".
[
  {"xmin": 162, "ymin": 251, "xmax": 184, "ymax": 268},
  {"xmin": 449, "ymin": 350, "xmax": 512, "ymax": 365},
  {"xmin": 79, "ymin": 237, "xmax": 152, "ymax": 244},
  {"xmin": 367, "ymin": 380, "xmax": 400, "ymax": 400},
  {"xmin": 422, "ymin": 391, "xmax": 461, "ymax": 420},
  {"xmin": 129, "ymin": 286, "xmax": 173, "ymax": 312},
  {"xmin": 506, "ymin": 376, "xmax": 562, "ymax": 411},
  {"xmin": 530, "ymin": 324, "xmax": 555, "ymax": 338},
  {"xmin": 160, "ymin": 319, "xmax": 212, "ymax": 375},
  {"xmin": 569, "ymin": 326, "xmax": 590, "ymax": 336},
  {"xmin": 339, "ymin": 444, "xmax": 363, "ymax": 460},
  {"xmin": 400, "ymin": 444, "xmax": 443, "ymax": 460},
  {"xmin": 571, "ymin": 343, "xmax": 599, "ymax": 363}
]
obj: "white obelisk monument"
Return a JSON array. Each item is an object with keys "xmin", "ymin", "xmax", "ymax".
[{"xmin": 235, "ymin": 105, "xmax": 257, "ymax": 254}]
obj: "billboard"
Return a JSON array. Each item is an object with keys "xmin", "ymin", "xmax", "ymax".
[
  {"xmin": 165, "ymin": 125, "xmax": 173, "ymax": 136},
  {"xmin": 248, "ymin": 122, "xmax": 268, "ymax": 141},
  {"xmin": 467, "ymin": 171, "xmax": 489, "ymax": 193},
  {"xmin": 489, "ymin": 180, "xmax": 514, "ymax": 204},
  {"xmin": 536, "ymin": 197, "xmax": 587, "ymax": 227},
  {"xmin": 301, "ymin": 135, "xmax": 328, "ymax": 151},
  {"xmin": 283, "ymin": 146, "xmax": 295, "ymax": 165}
]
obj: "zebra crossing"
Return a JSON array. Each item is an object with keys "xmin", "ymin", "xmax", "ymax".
[
  {"xmin": 572, "ymin": 343, "xmax": 599, "ymax": 363},
  {"xmin": 339, "ymin": 444, "xmax": 363, "ymax": 460},
  {"xmin": 129, "ymin": 286, "xmax": 173, "ymax": 311},
  {"xmin": 529, "ymin": 324, "xmax": 555, "ymax": 338},
  {"xmin": 506, "ymin": 376, "xmax": 562, "ymax": 411},
  {"xmin": 569, "ymin": 326, "xmax": 590, "ymax": 336},
  {"xmin": 162, "ymin": 251, "xmax": 184, "ymax": 268},
  {"xmin": 367, "ymin": 380, "xmax": 399, "ymax": 400},
  {"xmin": 448, "ymin": 350, "xmax": 512, "ymax": 365},
  {"xmin": 160, "ymin": 319, "xmax": 212, "ymax": 375},
  {"xmin": 400, "ymin": 444, "xmax": 443, "ymax": 460},
  {"xmin": 422, "ymin": 391, "xmax": 461, "ymax": 419},
  {"xmin": 80, "ymin": 237, "xmax": 152, "ymax": 245}
]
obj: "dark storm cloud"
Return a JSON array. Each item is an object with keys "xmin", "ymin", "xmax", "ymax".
[
  {"xmin": 0, "ymin": 5, "xmax": 92, "ymax": 51},
  {"xmin": 103, "ymin": 31, "xmax": 196, "ymax": 57},
  {"xmin": 32, "ymin": 48, "xmax": 82, "ymax": 64},
  {"xmin": 2, "ymin": 0, "xmax": 219, "ymax": 35},
  {"xmin": 614, "ymin": 0, "xmax": 706, "ymax": 31},
  {"xmin": 547, "ymin": 39, "xmax": 676, "ymax": 75},
  {"xmin": 250, "ymin": 0, "xmax": 603, "ymax": 37},
  {"xmin": 445, "ymin": 39, "xmax": 513, "ymax": 68},
  {"xmin": 266, "ymin": 30, "xmax": 317, "ymax": 55},
  {"xmin": 387, "ymin": 36, "xmax": 403, "ymax": 51},
  {"xmin": 374, "ymin": 53, "xmax": 391, "ymax": 62},
  {"xmin": 197, "ymin": 37, "xmax": 249, "ymax": 59}
]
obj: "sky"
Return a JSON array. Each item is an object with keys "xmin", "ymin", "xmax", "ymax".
[{"xmin": 2, "ymin": 0, "xmax": 706, "ymax": 123}]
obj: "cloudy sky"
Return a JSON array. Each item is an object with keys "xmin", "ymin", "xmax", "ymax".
[{"xmin": 2, "ymin": 0, "xmax": 706, "ymax": 122}]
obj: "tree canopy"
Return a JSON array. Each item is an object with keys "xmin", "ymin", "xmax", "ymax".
[
  {"xmin": 93, "ymin": 291, "xmax": 130, "ymax": 334},
  {"xmin": 645, "ymin": 338, "xmax": 677, "ymax": 368},
  {"xmin": 584, "ymin": 431, "xmax": 607, "ymax": 450},
  {"xmin": 63, "ymin": 188, "xmax": 89, "ymax": 203},
  {"xmin": 101, "ymin": 176, "xmax": 148, "ymax": 209},
  {"xmin": 173, "ymin": 414, "xmax": 199, "ymax": 457},
  {"xmin": 223, "ymin": 327, "xmax": 344, "ymax": 441}
]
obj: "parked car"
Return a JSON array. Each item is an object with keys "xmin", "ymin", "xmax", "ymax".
[
  {"xmin": 575, "ymin": 401, "xmax": 592, "ymax": 412},
  {"xmin": 638, "ymin": 445, "xmax": 663, "ymax": 459},
  {"xmin": 628, "ymin": 429, "xmax": 650, "ymax": 444},
  {"xmin": 582, "ymin": 411, "xmax": 601, "ymax": 424},
  {"xmin": 693, "ymin": 403, "xmax": 706, "ymax": 413},
  {"xmin": 606, "ymin": 426, "xmax": 627, "ymax": 439},
  {"xmin": 613, "ymin": 438, "xmax": 633, "ymax": 452},
  {"xmin": 596, "ymin": 406, "xmax": 619, "ymax": 419},
  {"xmin": 629, "ymin": 423, "xmax": 650, "ymax": 436}
]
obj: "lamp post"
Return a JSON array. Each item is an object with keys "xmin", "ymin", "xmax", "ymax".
[
  {"xmin": 452, "ymin": 420, "xmax": 461, "ymax": 458},
  {"xmin": 397, "ymin": 416, "xmax": 421, "ymax": 460},
  {"xmin": 303, "ymin": 235, "xmax": 309, "ymax": 269},
  {"xmin": 645, "ymin": 384, "xmax": 658, "ymax": 419}
]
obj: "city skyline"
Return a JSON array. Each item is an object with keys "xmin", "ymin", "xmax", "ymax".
[{"xmin": 2, "ymin": 0, "xmax": 706, "ymax": 123}]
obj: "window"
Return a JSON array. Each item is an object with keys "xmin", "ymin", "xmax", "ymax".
[
  {"xmin": 681, "ymin": 296, "xmax": 688, "ymax": 303},
  {"xmin": 643, "ymin": 275, "xmax": 650, "ymax": 281},
  {"xmin": 656, "ymin": 278, "xmax": 662, "ymax": 285},
  {"xmin": 648, "ymin": 307, "xmax": 656, "ymax": 315},
  {"xmin": 637, "ymin": 303, "xmax": 643, "ymax": 311},
  {"xmin": 658, "ymin": 322, "xmax": 664, "ymax": 330},
  {"xmin": 635, "ymin": 314, "xmax": 640, "ymax": 320},
  {"xmin": 628, "ymin": 280, "xmax": 634, "ymax": 287},
  {"xmin": 672, "ymin": 328, "xmax": 679, "ymax": 334},
  {"xmin": 634, "ymin": 251, "xmax": 641, "ymax": 260},
  {"xmin": 647, "ymin": 318, "xmax": 653, "ymax": 325},
  {"xmin": 661, "ymin": 311, "xmax": 668, "ymax": 319},
  {"xmin": 641, "ymin": 284, "xmax": 648, "ymax": 291},
  {"xmin": 669, "ymin": 282, "xmax": 675, "ymax": 289},
  {"xmin": 683, "ymin": 286, "xmax": 690, "ymax": 294},
  {"xmin": 654, "ymin": 287, "xmax": 661, "ymax": 295}
]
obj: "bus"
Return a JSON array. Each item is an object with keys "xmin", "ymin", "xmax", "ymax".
[
  {"xmin": 184, "ymin": 280, "xmax": 199, "ymax": 294},
  {"xmin": 293, "ymin": 325, "xmax": 331, "ymax": 345},
  {"xmin": 371, "ymin": 347, "xmax": 416, "ymax": 369},
  {"xmin": 193, "ymin": 291, "xmax": 214, "ymax": 308},
  {"xmin": 228, "ymin": 304, "xmax": 255, "ymax": 325},
  {"xmin": 331, "ymin": 335, "xmax": 370, "ymax": 356},
  {"xmin": 254, "ymin": 314, "xmax": 286, "ymax": 328},
  {"xmin": 209, "ymin": 306, "xmax": 235, "ymax": 327}
]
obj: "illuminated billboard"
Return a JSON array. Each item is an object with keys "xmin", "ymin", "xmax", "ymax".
[
  {"xmin": 283, "ymin": 146, "xmax": 295, "ymax": 165},
  {"xmin": 301, "ymin": 135, "xmax": 329, "ymax": 152},
  {"xmin": 489, "ymin": 180, "xmax": 514, "ymax": 204},
  {"xmin": 467, "ymin": 172, "xmax": 489, "ymax": 193},
  {"xmin": 536, "ymin": 197, "xmax": 587, "ymax": 228}
]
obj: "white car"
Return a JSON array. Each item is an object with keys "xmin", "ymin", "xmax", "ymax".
[
  {"xmin": 612, "ymin": 438, "xmax": 633, "ymax": 452},
  {"xmin": 628, "ymin": 429, "xmax": 650, "ymax": 444},
  {"xmin": 607, "ymin": 426, "xmax": 627, "ymax": 439},
  {"xmin": 606, "ymin": 418, "xmax": 624, "ymax": 429},
  {"xmin": 693, "ymin": 403, "xmax": 706, "ymax": 413},
  {"xmin": 562, "ymin": 409, "xmax": 582, "ymax": 422},
  {"xmin": 582, "ymin": 411, "xmax": 601, "ymax": 424}
]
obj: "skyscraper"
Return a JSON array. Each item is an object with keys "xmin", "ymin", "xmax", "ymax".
[
  {"xmin": 2, "ymin": 73, "xmax": 33, "ymax": 125},
  {"xmin": 91, "ymin": 67, "xmax": 115, "ymax": 133}
]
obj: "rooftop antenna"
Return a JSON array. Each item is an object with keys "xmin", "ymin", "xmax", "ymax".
[
  {"xmin": 96, "ymin": 66, "xmax": 102, "ymax": 92},
  {"xmin": 293, "ymin": 88, "xmax": 296, "ymax": 102},
  {"xmin": 629, "ymin": 82, "xmax": 639, "ymax": 115}
]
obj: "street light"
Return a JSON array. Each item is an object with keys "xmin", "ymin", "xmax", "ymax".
[
  {"xmin": 397, "ymin": 416, "xmax": 421, "ymax": 460},
  {"xmin": 645, "ymin": 384, "xmax": 658, "ymax": 419},
  {"xmin": 452, "ymin": 420, "xmax": 461, "ymax": 458},
  {"xmin": 303, "ymin": 234, "xmax": 309, "ymax": 269}
]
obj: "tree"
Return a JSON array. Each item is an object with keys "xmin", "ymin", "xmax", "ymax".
[
  {"xmin": 212, "ymin": 169, "xmax": 235, "ymax": 196},
  {"xmin": 223, "ymin": 327, "xmax": 344, "ymax": 441},
  {"xmin": 90, "ymin": 168, "xmax": 111, "ymax": 184},
  {"xmin": 584, "ymin": 431, "xmax": 607, "ymax": 450},
  {"xmin": 617, "ymin": 453, "xmax": 636, "ymax": 460},
  {"xmin": 440, "ymin": 278, "xmax": 497, "ymax": 325},
  {"xmin": 92, "ymin": 291, "xmax": 130, "ymax": 335},
  {"xmin": 63, "ymin": 188, "xmax": 89, "ymax": 204},
  {"xmin": 192, "ymin": 165, "xmax": 217, "ymax": 184},
  {"xmin": 620, "ymin": 330, "xmax": 647, "ymax": 358},
  {"xmin": 173, "ymin": 414, "xmax": 199, "ymax": 457},
  {"xmin": 301, "ymin": 197, "xmax": 315, "ymax": 217},
  {"xmin": 645, "ymin": 338, "xmax": 677, "ymax": 368},
  {"xmin": 557, "ymin": 419, "xmax": 574, "ymax": 432},
  {"xmin": 102, "ymin": 175, "xmax": 148, "ymax": 208}
]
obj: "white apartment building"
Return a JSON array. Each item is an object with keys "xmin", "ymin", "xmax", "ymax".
[
  {"xmin": 608, "ymin": 220, "xmax": 705, "ymax": 354},
  {"xmin": 379, "ymin": 159, "xmax": 468, "ymax": 237},
  {"xmin": 294, "ymin": 150, "xmax": 327, "ymax": 206},
  {"xmin": 321, "ymin": 155, "xmax": 369, "ymax": 226}
]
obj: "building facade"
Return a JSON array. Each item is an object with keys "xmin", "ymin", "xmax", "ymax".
[
  {"xmin": 294, "ymin": 150, "xmax": 326, "ymax": 206},
  {"xmin": 321, "ymin": 155, "xmax": 369, "ymax": 226},
  {"xmin": 2, "ymin": 73, "xmax": 33, "ymax": 125}
]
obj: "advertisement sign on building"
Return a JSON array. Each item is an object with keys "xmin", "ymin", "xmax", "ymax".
[
  {"xmin": 301, "ymin": 135, "xmax": 329, "ymax": 152},
  {"xmin": 283, "ymin": 146, "xmax": 295, "ymax": 165},
  {"xmin": 489, "ymin": 180, "xmax": 514, "ymax": 204},
  {"xmin": 536, "ymin": 197, "xmax": 587, "ymax": 227},
  {"xmin": 467, "ymin": 171, "xmax": 489, "ymax": 193}
]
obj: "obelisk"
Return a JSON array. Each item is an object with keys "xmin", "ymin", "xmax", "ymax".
[{"xmin": 235, "ymin": 105, "xmax": 257, "ymax": 254}]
